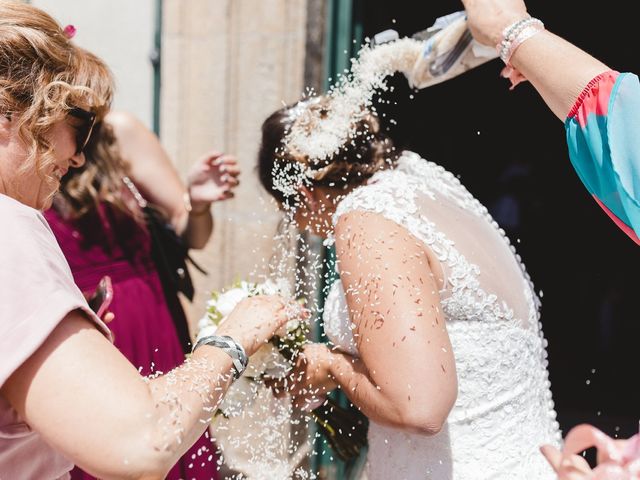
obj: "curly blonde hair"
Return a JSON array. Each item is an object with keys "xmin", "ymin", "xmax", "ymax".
[
  {"xmin": 258, "ymin": 96, "xmax": 398, "ymax": 205},
  {"xmin": 0, "ymin": 1, "xmax": 113, "ymax": 202},
  {"xmin": 56, "ymin": 119, "xmax": 136, "ymax": 220}
]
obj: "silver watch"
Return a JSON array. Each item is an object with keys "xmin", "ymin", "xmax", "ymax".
[{"xmin": 192, "ymin": 335, "xmax": 248, "ymax": 380}]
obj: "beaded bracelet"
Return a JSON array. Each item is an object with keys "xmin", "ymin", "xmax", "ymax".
[
  {"xmin": 497, "ymin": 17, "xmax": 545, "ymax": 64},
  {"xmin": 503, "ymin": 21, "xmax": 545, "ymax": 65}
]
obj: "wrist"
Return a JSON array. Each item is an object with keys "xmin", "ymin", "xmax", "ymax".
[
  {"xmin": 192, "ymin": 334, "xmax": 248, "ymax": 380},
  {"xmin": 321, "ymin": 346, "xmax": 339, "ymax": 381},
  {"xmin": 497, "ymin": 17, "xmax": 545, "ymax": 65},
  {"xmin": 491, "ymin": 13, "xmax": 530, "ymax": 49},
  {"xmin": 184, "ymin": 191, "xmax": 211, "ymax": 217},
  {"xmin": 215, "ymin": 327, "xmax": 254, "ymax": 356},
  {"xmin": 189, "ymin": 204, "xmax": 211, "ymax": 217}
]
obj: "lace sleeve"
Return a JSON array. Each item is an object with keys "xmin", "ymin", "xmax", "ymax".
[{"xmin": 333, "ymin": 170, "xmax": 422, "ymax": 235}]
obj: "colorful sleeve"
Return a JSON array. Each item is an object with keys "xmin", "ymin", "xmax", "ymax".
[{"xmin": 565, "ymin": 70, "xmax": 640, "ymax": 245}]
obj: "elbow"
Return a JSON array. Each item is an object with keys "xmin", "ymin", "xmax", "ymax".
[
  {"xmin": 394, "ymin": 390, "xmax": 457, "ymax": 436},
  {"xmin": 397, "ymin": 409, "xmax": 448, "ymax": 436},
  {"xmin": 108, "ymin": 455, "xmax": 173, "ymax": 480},
  {"xmin": 89, "ymin": 436, "xmax": 175, "ymax": 480},
  {"xmin": 92, "ymin": 455, "xmax": 172, "ymax": 480},
  {"xmin": 126, "ymin": 442, "xmax": 176, "ymax": 480}
]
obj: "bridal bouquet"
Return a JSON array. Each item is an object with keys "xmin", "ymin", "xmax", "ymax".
[
  {"xmin": 197, "ymin": 278, "xmax": 315, "ymax": 478},
  {"xmin": 196, "ymin": 278, "xmax": 309, "ymax": 417},
  {"xmin": 197, "ymin": 279, "xmax": 368, "ymax": 468}
]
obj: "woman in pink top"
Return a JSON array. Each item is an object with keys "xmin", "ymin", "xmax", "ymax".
[{"xmin": 0, "ymin": 2, "xmax": 293, "ymax": 479}]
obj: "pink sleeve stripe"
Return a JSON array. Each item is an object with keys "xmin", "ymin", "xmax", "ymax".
[
  {"xmin": 567, "ymin": 70, "xmax": 619, "ymax": 128},
  {"xmin": 593, "ymin": 195, "xmax": 640, "ymax": 245}
]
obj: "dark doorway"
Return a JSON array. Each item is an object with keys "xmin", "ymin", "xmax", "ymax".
[{"xmin": 361, "ymin": 0, "xmax": 640, "ymax": 439}]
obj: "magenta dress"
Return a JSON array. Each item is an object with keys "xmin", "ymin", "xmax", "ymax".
[{"xmin": 45, "ymin": 202, "xmax": 220, "ymax": 480}]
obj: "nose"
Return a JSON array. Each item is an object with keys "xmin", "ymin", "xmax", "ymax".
[{"xmin": 69, "ymin": 150, "xmax": 86, "ymax": 168}]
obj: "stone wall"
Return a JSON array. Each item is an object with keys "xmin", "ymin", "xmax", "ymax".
[
  {"xmin": 31, "ymin": 0, "xmax": 156, "ymax": 128},
  {"xmin": 160, "ymin": 0, "xmax": 309, "ymax": 330}
]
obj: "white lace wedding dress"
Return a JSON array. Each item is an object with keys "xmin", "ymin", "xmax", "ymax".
[{"xmin": 323, "ymin": 151, "xmax": 562, "ymax": 479}]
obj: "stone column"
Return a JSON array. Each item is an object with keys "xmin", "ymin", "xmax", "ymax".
[{"xmin": 161, "ymin": 0, "xmax": 309, "ymax": 329}]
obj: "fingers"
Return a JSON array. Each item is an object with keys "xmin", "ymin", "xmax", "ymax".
[
  {"xmin": 284, "ymin": 299, "xmax": 310, "ymax": 322},
  {"xmin": 541, "ymin": 444, "xmax": 593, "ymax": 479},
  {"xmin": 215, "ymin": 156, "xmax": 240, "ymax": 195},
  {"xmin": 219, "ymin": 174, "xmax": 240, "ymax": 189},
  {"xmin": 197, "ymin": 151, "xmax": 241, "ymax": 177},
  {"xmin": 201, "ymin": 150, "xmax": 223, "ymax": 163},
  {"xmin": 216, "ymin": 163, "xmax": 240, "ymax": 178},
  {"xmin": 540, "ymin": 444, "xmax": 563, "ymax": 472},
  {"xmin": 212, "ymin": 154, "xmax": 240, "ymax": 174}
]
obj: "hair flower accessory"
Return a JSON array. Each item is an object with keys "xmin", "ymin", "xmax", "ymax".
[{"xmin": 63, "ymin": 25, "xmax": 76, "ymax": 39}]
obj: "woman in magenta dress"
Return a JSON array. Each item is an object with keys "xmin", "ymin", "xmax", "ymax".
[{"xmin": 45, "ymin": 110, "xmax": 239, "ymax": 480}]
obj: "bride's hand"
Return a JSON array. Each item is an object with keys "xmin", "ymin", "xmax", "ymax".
[
  {"xmin": 286, "ymin": 343, "xmax": 338, "ymax": 411},
  {"xmin": 216, "ymin": 295, "xmax": 303, "ymax": 356}
]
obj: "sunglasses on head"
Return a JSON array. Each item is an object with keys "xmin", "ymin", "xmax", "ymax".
[{"xmin": 68, "ymin": 107, "xmax": 97, "ymax": 155}]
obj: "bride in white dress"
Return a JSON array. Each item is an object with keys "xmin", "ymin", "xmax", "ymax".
[{"xmin": 257, "ymin": 99, "xmax": 562, "ymax": 479}]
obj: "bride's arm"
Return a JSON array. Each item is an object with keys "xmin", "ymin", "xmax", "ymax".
[{"xmin": 325, "ymin": 210, "xmax": 457, "ymax": 435}]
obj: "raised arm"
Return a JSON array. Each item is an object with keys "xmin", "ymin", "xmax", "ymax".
[
  {"xmin": 461, "ymin": 0, "xmax": 610, "ymax": 119},
  {"xmin": 298, "ymin": 211, "xmax": 457, "ymax": 435},
  {"xmin": 1, "ymin": 295, "xmax": 288, "ymax": 480},
  {"xmin": 106, "ymin": 110, "xmax": 239, "ymax": 249}
]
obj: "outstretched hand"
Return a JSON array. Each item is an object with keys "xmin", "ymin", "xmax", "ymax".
[{"xmin": 187, "ymin": 151, "xmax": 240, "ymax": 211}]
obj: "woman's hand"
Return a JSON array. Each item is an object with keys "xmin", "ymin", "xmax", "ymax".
[
  {"xmin": 541, "ymin": 424, "xmax": 640, "ymax": 479},
  {"xmin": 216, "ymin": 295, "xmax": 307, "ymax": 356},
  {"xmin": 284, "ymin": 343, "xmax": 338, "ymax": 411},
  {"xmin": 540, "ymin": 444, "xmax": 593, "ymax": 479},
  {"xmin": 460, "ymin": 0, "xmax": 528, "ymax": 47},
  {"xmin": 187, "ymin": 151, "xmax": 240, "ymax": 212}
]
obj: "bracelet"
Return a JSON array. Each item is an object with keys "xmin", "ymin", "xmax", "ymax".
[
  {"xmin": 504, "ymin": 22, "xmax": 544, "ymax": 65},
  {"xmin": 499, "ymin": 16, "xmax": 531, "ymax": 47},
  {"xmin": 497, "ymin": 17, "xmax": 544, "ymax": 64},
  {"xmin": 192, "ymin": 335, "xmax": 248, "ymax": 380}
]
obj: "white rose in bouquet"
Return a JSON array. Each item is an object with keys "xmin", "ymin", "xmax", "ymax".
[{"xmin": 211, "ymin": 286, "xmax": 249, "ymax": 317}]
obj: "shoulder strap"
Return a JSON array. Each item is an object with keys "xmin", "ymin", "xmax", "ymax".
[{"xmin": 122, "ymin": 176, "xmax": 147, "ymax": 208}]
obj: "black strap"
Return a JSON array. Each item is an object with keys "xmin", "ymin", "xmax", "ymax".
[{"xmin": 123, "ymin": 177, "xmax": 208, "ymax": 354}]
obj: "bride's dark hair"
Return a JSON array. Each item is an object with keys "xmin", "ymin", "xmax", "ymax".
[{"xmin": 257, "ymin": 96, "xmax": 399, "ymax": 204}]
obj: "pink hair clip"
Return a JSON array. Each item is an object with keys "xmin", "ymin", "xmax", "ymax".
[{"xmin": 63, "ymin": 25, "xmax": 76, "ymax": 39}]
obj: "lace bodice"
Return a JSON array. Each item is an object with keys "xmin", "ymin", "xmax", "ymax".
[{"xmin": 323, "ymin": 152, "xmax": 561, "ymax": 479}]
